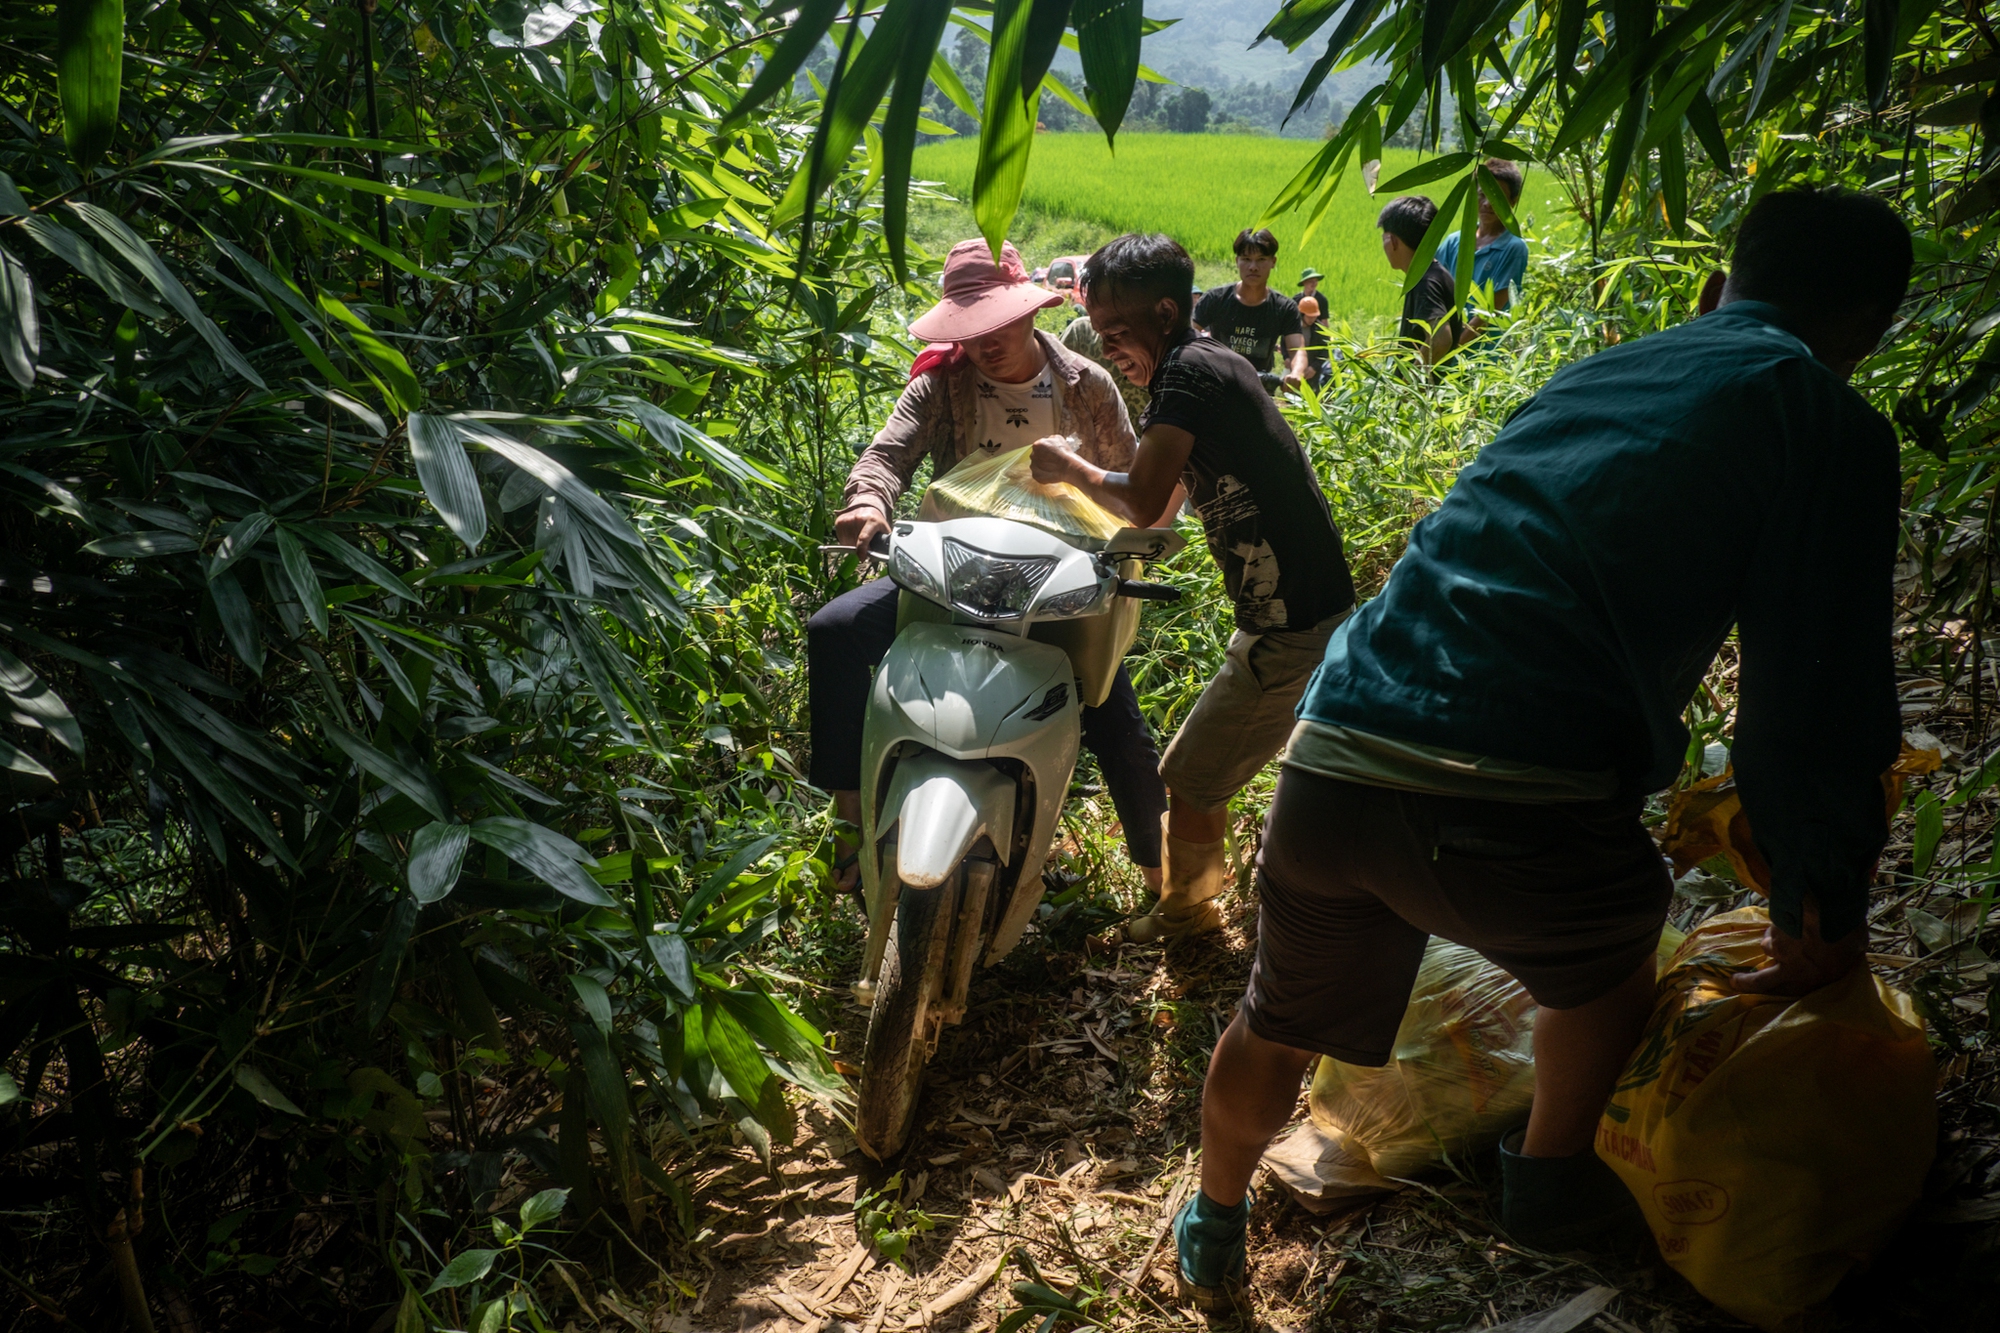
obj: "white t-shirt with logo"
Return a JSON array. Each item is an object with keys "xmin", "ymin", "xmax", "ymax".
[{"xmin": 971, "ymin": 363, "xmax": 1056, "ymax": 457}]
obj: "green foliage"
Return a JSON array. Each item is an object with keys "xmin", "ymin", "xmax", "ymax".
[
  {"xmin": 0, "ymin": 0, "xmax": 915, "ymax": 1323},
  {"xmin": 852, "ymin": 1168, "xmax": 937, "ymax": 1267},
  {"xmin": 912, "ymin": 136, "xmax": 1576, "ymax": 330}
]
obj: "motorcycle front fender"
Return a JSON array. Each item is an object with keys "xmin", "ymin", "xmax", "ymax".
[{"xmin": 880, "ymin": 750, "xmax": 1016, "ymax": 890}]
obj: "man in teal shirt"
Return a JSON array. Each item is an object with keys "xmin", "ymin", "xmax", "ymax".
[
  {"xmin": 1436, "ymin": 157, "xmax": 1531, "ymax": 344},
  {"xmin": 1172, "ymin": 189, "xmax": 1912, "ymax": 1307}
]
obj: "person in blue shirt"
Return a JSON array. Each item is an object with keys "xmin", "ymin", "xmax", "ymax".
[
  {"xmin": 1170, "ymin": 189, "xmax": 1912, "ymax": 1308},
  {"xmin": 1435, "ymin": 157, "xmax": 1531, "ymax": 345}
]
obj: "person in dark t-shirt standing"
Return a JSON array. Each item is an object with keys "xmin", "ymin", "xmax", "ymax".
[
  {"xmin": 1031, "ymin": 232, "xmax": 1356, "ymax": 954},
  {"xmin": 1193, "ymin": 227, "xmax": 1309, "ymax": 389},
  {"xmin": 1377, "ymin": 196, "xmax": 1461, "ymax": 363}
]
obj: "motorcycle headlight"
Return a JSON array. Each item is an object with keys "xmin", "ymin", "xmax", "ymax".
[
  {"xmin": 890, "ymin": 543, "xmax": 945, "ymax": 604},
  {"xmin": 1035, "ymin": 581, "xmax": 1109, "ymax": 618},
  {"xmin": 943, "ymin": 538, "xmax": 1056, "ymax": 621}
]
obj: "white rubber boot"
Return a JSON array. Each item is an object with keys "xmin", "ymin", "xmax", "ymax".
[{"xmin": 1122, "ymin": 814, "xmax": 1228, "ymax": 944}]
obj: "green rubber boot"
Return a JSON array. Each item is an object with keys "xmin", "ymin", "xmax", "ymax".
[
  {"xmin": 1173, "ymin": 1189, "xmax": 1251, "ymax": 1313},
  {"xmin": 1498, "ymin": 1130, "xmax": 1646, "ymax": 1253}
]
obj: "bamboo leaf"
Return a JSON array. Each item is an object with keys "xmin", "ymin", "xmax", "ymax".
[
  {"xmin": 1864, "ymin": 0, "xmax": 1902, "ymax": 110},
  {"xmin": 571, "ymin": 974, "xmax": 614, "ymax": 1032},
  {"xmin": 235, "ymin": 1065, "xmax": 305, "ymax": 1116},
  {"xmin": 67, "ymin": 202, "xmax": 265, "ymax": 388},
  {"xmin": 17, "ymin": 217, "xmax": 168, "ymax": 318},
  {"xmin": 774, "ymin": 0, "xmax": 917, "ymax": 227},
  {"xmin": 363, "ymin": 892, "xmax": 420, "ymax": 1030},
  {"xmin": 0, "ymin": 245, "xmax": 39, "ymax": 389},
  {"xmin": 409, "ymin": 821, "xmax": 470, "ymax": 903},
  {"xmin": 973, "ymin": 0, "xmax": 1042, "ymax": 256},
  {"xmin": 1284, "ymin": 0, "xmax": 1386, "ymax": 120},
  {"xmin": 880, "ymin": 0, "xmax": 954, "ymax": 280},
  {"xmin": 207, "ymin": 567, "xmax": 265, "ymax": 677},
  {"xmin": 274, "ymin": 527, "xmax": 326, "ymax": 637},
  {"xmin": 700, "ymin": 1001, "xmax": 776, "ymax": 1117},
  {"xmin": 1403, "ymin": 172, "xmax": 1470, "ymax": 295},
  {"xmin": 0, "ymin": 737, "xmax": 56, "ymax": 780},
  {"xmin": 0, "ymin": 648, "xmax": 82, "ymax": 756},
  {"xmin": 1684, "ymin": 89, "xmax": 1731, "ymax": 173},
  {"xmin": 56, "ymin": 0, "xmax": 124, "ymax": 165},
  {"xmin": 645, "ymin": 932, "xmax": 697, "ymax": 1000},
  {"xmin": 1373, "ymin": 150, "xmax": 1473, "ymax": 194},
  {"xmin": 1018, "ymin": 0, "xmax": 1074, "ymax": 104},
  {"xmin": 326, "ymin": 727, "xmax": 448, "ymax": 821},
  {"xmin": 221, "ymin": 160, "xmax": 495, "ymax": 209},
  {"xmin": 724, "ymin": 0, "xmax": 844, "ymax": 124},
  {"xmin": 451, "ymin": 418, "xmax": 640, "ymax": 548},
  {"xmin": 207, "ymin": 511, "xmax": 272, "ymax": 580},
  {"xmin": 407, "ymin": 413, "xmax": 488, "ymax": 551},
  {"xmin": 469, "ymin": 816, "xmax": 615, "ymax": 906},
  {"xmin": 82, "ymin": 530, "xmax": 199, "ymax": 557},
  {"xmin": 1075, "ymin": 0, "xmax": 1143, "ymax": 141},
  {"xmin": 1555, "ymin": 0, "xmax": 1586, "ymax": 89},
  {"xmin": 1659, "ymin": 118, "xmax": 1687, "ymax": 234}
]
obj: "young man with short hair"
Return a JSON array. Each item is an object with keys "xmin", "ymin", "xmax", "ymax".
[
  {"xmin": 1029, "ymin": 234, "xmax": 1356, "ymax": 947},
  {"xmin": 1176, "ymin": 188, "xmax": 1912, "ymax": 1310},
  {"xmin": 1193, "ymin": 228, "xmax": 1309, "ymax": 390},
  {"xmin": 1377, "ymin": 195, "xmax": 1461, "ymax": 364},
  {"xmin": 1436, "ymin": 157, "xmax": 1531, "ymax": 345}
]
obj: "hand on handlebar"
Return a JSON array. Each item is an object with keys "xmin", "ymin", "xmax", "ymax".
[{"xmin": 834, "ymin": 505, "xmax": 890, "ymax": 554}]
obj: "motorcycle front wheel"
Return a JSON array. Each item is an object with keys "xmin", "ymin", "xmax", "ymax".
[{"xmin": 854, "ymin": 877, "xmax": 955, "ymax": 1160}]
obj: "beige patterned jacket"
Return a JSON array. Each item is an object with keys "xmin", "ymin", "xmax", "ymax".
[{"xmin": 840, "ymin": 329, "xmax": 1139, "ymax": 520}]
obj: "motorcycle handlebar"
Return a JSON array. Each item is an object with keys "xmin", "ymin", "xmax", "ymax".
[
  {"xmin": 1117, "ymin": 579, "xmax": 1182, "ymax": 603},
  {"xmin": 867, "ymin": 532, "xmax": 891, "ymax": 559}
]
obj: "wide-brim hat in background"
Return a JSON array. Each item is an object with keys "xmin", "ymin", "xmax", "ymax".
[
  {"xmin": 908, "ymin": 239, "xmax": 1063, "ymax": 343},
  {"xmin": 1299, "ymin": 266, "xmax": 1326, "ymax": 282}
]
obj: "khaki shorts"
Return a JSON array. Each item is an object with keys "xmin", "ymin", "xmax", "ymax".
[{"xmin": 1158, "ymin": 611, "xmax": 1347, "ymax": 812}]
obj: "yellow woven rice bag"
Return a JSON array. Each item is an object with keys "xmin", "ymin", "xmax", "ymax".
[
  {"xmin": 920, "ymin": 443, "xmax": 1125, "ymax": 544},
  {"xmin": 1597, "ymin": 907, "xmax": 1935, "ymax": 1331},
  {"xmin": 1308, "ymin": 929, "xmax": 1684, "ymax": 1178}
]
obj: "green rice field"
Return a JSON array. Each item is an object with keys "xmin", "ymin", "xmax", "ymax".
[{"xmin": 910, "ymin": 134, "xmax": 1579, "ymax": 333}]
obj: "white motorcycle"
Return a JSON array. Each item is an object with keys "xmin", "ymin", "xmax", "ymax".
[{"xmin": 846, "ymin": 515, "xmax": 1183, "ymax": 1159}]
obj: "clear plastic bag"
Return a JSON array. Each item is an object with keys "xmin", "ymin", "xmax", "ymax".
[
  {"xmin": 920, "ymin": 442, "xmax": 1126, "ymax": 545},
  {"xmin": 1307, "ymin": 939, "xmax": 1539, "ymax": 1178},
  {"xmin": 1308, "ymin": 929, "xmax": 1687, "ymax": 1179}
]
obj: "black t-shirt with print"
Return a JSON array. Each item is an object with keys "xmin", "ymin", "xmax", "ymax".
[
  {"xmin": 1143, "ymin": 333, "xmax": 1355, "ymax": 633},
  {"xmin": 1192, "ymin": 284, "xmax": 1304, "ymax": 373},
  {"xmin": 1399, "ymin": 261, "xmax": 1463, "ymax": 347}
]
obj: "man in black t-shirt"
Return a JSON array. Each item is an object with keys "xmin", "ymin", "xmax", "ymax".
[
  {"xmin": 1030, "ymin": 232, "xmax": 1356, "ymax": 954},
  {"xmin": 1192, "ymin": 227, "xmax": 1308, "ymax": 388},
  {"xmin": 1377, "ymin": 196, "xmax": 1461, "ymax": 363}
]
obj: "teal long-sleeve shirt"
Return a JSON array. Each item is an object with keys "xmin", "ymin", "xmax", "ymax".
[{"xmin": 1298, "ymin": 301, "xmax": 1901, "ymax": 939}]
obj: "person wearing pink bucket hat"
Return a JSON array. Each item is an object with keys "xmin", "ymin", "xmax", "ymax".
[
  {"xmin": 805, "ymin": 238, "xmax": 1176, "ymax": 906},
  {"xmin": 907, "ymin": 238, "xmax": 1064, "ymax": 343}
]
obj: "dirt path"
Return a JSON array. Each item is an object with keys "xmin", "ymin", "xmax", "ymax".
[
  {"xmin": 619, "ymin": 906, "xmax": 1731, "ymax": 1331},
  {"xmin": 592, "ymin": 840, "xmax": 2000, "ymax": 1333}
]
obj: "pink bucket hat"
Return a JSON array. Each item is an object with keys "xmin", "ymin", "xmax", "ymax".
[{"xmin": 908, "ymin": 239, "xmax": 1063, "ymax": 342}]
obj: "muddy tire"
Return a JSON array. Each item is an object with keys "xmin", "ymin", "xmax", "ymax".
[{"xmin": 855, "ymin": 878, "xmax": 954, "ymax": 1160}]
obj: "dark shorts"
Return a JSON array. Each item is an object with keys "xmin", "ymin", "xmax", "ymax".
[{"xmin": 1242, "ymin": 766, "xmax": 1673, "ymax": 1066}]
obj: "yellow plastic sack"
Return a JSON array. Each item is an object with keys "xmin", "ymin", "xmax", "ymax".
[
  {"xmin": 1307, "ymin": 930, "xmax": 1684, "ymax": 1178},
  {"xmin": 1597, "ymin": 907, "xmax": 1936, "ymax": 1332},
  {"xmin": 920, "ymin": 443, "xmax": 1126, "ymax": 544}
]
